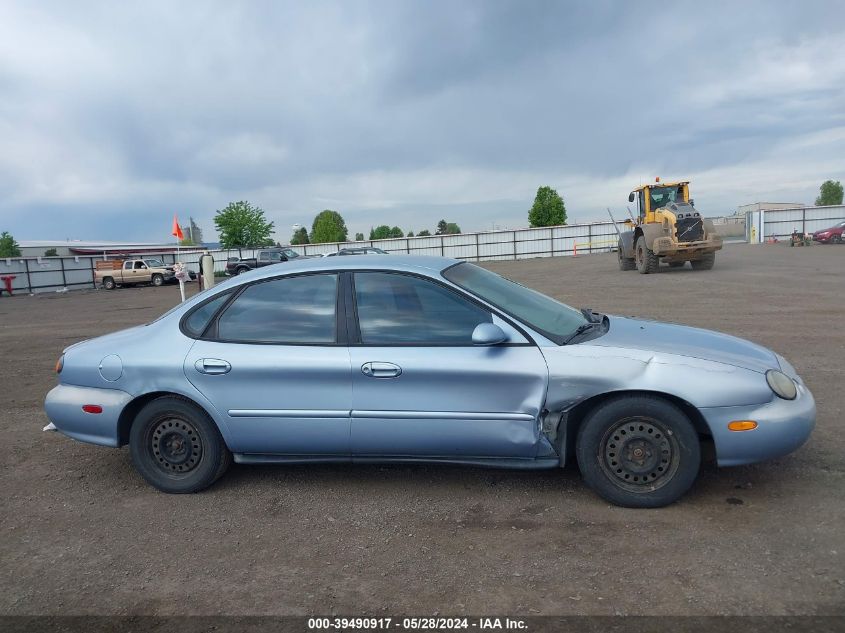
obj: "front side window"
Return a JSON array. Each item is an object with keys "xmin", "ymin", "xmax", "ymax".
[
  {"xmin": 217, "ymin": 274, "xmax": 338, "ymax": 343},
  {"xmin": 354, "ymin": 272, "xmax": 491, "ymax": 345}
]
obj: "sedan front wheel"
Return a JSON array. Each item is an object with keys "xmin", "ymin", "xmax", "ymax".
[
  {"xmin": 576, "ymin": 395, "xmax": 700, "ymax": 507},
  {"xmin": 129, "ymin": 396, "xmax": 231, "ymax": 493}
]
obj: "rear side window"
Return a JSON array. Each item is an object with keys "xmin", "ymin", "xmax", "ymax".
[
  {"xmin": 183, "ymin": 291, "xmax": 232, "ymax": 337},
  {"xmin": 353, "ymin": 272, "xmax": 491, "ymax": 345},
  {"xmin": 217, "ymin": 274, "xmax": 338, "ymax": 344}
]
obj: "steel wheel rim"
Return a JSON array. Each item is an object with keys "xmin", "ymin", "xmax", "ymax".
[
  {"xmin": 598, "ymin": 416, "xmax": 680, "ymax": 493},
  {"xmin": 149, "ymin": 416, "xmax": 203, "ymax": 475}
]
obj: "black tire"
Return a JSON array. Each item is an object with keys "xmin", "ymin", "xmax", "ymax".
[
  {"xmin": 236, "ymin": 266, "xmax": 250, "ymax": 275},
  {"xmin": 690, "ymin": 253, "xmax": 715, "ymax": 270},
  {"xmin": 129, "ymin": 396, "xmax": 232, "ymax": 493},
  {"xmin": 576, "ymin": 395, "xmax": 700, "ymax": 508},
  {"xmin": 668, "ymin": 261, "xmax": 685, "ymax": 269},
  {"xmin": 832, "ymin": 235, "xmax": 842, "ymax": 244},
  {"xmin": 151, "ymin": 274, "xmax": 164, "ymax": 287},
  {"xmin": 618, "ymin": 241, "xmax": 636, "ymax": 271},
  {"xmin": 103, "ymin": 277, "xmax": 116, "ymax": 290},
  {"xmin": 635, "ymin": 235, "xmax": 659, "ymax": 274}
]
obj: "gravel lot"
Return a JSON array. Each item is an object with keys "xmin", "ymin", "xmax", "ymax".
[{"xmin": 2, "ymin": 244, "xmax": 843, "ymax": 616}]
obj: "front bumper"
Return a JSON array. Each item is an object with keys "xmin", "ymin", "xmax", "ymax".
[
  {"xmin": 44, "ymin": 384, "xmax": 132, "ymax": 447},
  {"xmin": 700, "ymin": 382, "xmax": 816, "ymax": 467},
  {"xmin": 652, "ymin": 236, "xmax": 723, "ymax": 255}
]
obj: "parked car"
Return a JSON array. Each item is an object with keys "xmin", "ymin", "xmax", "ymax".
[
  {"xmin": 95, "ymin": 259, "xmax": 175, "ymax": 290},
  {"xmin": 143, "ymin": 258, "xmax": 197, "ymax": 284},
  {"xmin": 324, "ymin": 247, "xmax": 388, "ymax": 257},
  {"xmin": 225, "ymin": 248, "xmax": 302, "ymax": 275},
  {"xmin": 811, "ymin": 221, "xmax": 845, "ymax": 244},
  {"xmin": 44, "ymin": 255, "xmax": 815, "ymax": 507}
]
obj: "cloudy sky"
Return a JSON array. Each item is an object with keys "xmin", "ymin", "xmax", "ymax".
[{"xmin": 1, "ymin": 1, "xmax": 844, "ymax": 244}]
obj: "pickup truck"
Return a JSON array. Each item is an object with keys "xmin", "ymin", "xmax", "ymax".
[
  {"xmin": 225, "ymin": 248, "xmax": 302, "ymax": 275},
  {"xmin": 95, "ymin": 259, "xmax": 176, "ymax": 290}
]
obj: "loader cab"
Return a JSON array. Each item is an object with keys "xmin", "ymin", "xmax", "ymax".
[{"xmin": 628, "ymin": 181, "xmax": 690, "ymax": 222}]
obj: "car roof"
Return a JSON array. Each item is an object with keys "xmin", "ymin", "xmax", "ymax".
[{"xmin": 229, "ymin": 254, "xmax": 461, "ymax": 284}]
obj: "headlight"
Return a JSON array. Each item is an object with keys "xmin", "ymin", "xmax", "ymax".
[{"xmin": 766, "ymin": 369, "xmax": 797, "ymax": 400}]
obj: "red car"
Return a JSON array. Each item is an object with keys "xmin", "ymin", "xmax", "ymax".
[{"xmin": 812, "ymin": 221, "xmax": 845, "ymax": 244}]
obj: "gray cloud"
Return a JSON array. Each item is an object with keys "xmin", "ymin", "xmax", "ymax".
[{"xmin": 1, "ymin": 0, "xmax": 844, "ymax": 243}]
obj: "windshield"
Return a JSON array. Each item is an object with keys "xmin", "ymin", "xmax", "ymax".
[
  {"xmin": 647, "ymin": 186, "xmax": 684, "ymax": 210},
  {"xmin": 144, "ymin": 259, "xmax": 165, "ymax": 267},
  {"xmin": 282, "ymin": 249, "xmax": 300, "ymax": 258},
  {"xmin": 442, "ymin": 262, "xmax": 588, "ymax": 343}
]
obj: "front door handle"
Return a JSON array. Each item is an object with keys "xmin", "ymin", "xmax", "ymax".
[
  {"xmin": 361, "ymin": 361, "xmax": 402, "ymax": 378},
  {"xmin": 195, "ymin": 358, "xmax": 232, "ymax": 375}
]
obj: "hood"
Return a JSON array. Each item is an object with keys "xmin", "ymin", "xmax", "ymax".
[{"xmin": 584, "ymin": 316, "xmax": 779, "ymax": 374}]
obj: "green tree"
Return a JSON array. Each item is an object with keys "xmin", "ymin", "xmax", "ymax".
[
  {"xmin": 355, "ymin": 232, "xmax": 365, "ymax": 241},
  {"xmin": 369, "ymin": 225, "xmax": 393, "ymax": 240},
  {"xmin": 407, "ymin": 231, "xmax": 414, "ymax": 237},
  {"xmin": 528, "ymin": 186, "xmax": 567, "ymax": 227},
  {"xmin": 214, "ymin": 201, "xmax": 275, "ymax": 249},
  {"xmin": 290, "ymin": 227, "xmax": 310, "ymax": 245},
  {"xmin": 417, "ymin": 229, "xmax": 431, "ymax": 237},
  {"xmin": 0, "ymin": 232, "xmax": 21, "ymax": 257},
  {"xmin": 310, "ymin": 209, "xmax": 348, "ymax": 243},
  {"xmin": 815, "ymin": 180, "xmax": 844, "ymax": 206},
  {"xmin": 435, "ymin": 220, "xmax": 461, "ymax": 235},
  {"xmin": 436, "ymin": 221, "xmax": 461, "ymax": 235},
  {"xmin": 180, "ymin": 238, "xmax": 196, "ymax": 246},
  {"xmin": 44, "ymin": 248, "xmax": 58, "ymax": 257}
]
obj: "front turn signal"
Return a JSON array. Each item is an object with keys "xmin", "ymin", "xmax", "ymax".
[
  {"xmin": 728, "ymin": 420, "xmax": 758, "ymax": 432},
  {"xmin": 55, "ymin": 354, "xmax": 64, "ymax": 374}
]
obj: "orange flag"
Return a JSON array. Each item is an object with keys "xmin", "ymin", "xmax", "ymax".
[{"xmin": 172, "ymin": 214, "xmax": 184, "ymax": 240}]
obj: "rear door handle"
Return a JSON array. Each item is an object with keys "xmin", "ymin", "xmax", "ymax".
[
  {"xmin": 195, "ymin": 358, "xmax": 232, "ymax": 375},
  {"xmin": 361, "ymin": 361, "xmax": 402, "ymax": 378}
]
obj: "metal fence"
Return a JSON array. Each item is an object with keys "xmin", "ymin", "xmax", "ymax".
[
  {"xmin": 1, "ymin": 219, "xmax": 630, "ymax": 295},
  {"xmin": 746, "ymin": 205, "xmax": 845, "ymax": 242}
]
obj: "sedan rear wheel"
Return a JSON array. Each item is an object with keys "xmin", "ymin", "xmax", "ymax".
[
  {"xmin": 129, "ymin": 396, "xmax": 231, "ymax": 493},
  {"xmin": 576, "ymin": 395, "xmax": 700, "ymax": 507}
]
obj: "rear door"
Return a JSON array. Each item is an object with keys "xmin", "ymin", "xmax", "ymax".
[
  {"xmin": 184, "ymin": 273, "xmax": 352, "ymax": 456},
  {"xmin": 346, "ymin": 271, "xmax": 549, "ymax": 459}
]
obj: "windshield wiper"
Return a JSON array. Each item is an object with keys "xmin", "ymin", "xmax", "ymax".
[
  {"xmin": 563, "ymin": 321, "xmax": 601, "ymax": 345},
  {"xmin": 580, "ymin": 307, "xmax": 603, "ymax": 323},
  {"xmin": 563, "ymin": 308, "xmax": 607, "ymax": 345}
]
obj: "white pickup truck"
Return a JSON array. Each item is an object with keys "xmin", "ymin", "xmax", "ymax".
[{"xmin": 94, "ymin": 259, "xmax": 176, "ymax": 290}]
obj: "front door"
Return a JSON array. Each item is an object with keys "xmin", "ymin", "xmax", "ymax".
[
  {"xmin": 347, "ymin": 271, "xmax": 548, "ymax": 459},
  {"xmin": 184, "ymin": 273, "xmax": 352, "ymax": 456}
]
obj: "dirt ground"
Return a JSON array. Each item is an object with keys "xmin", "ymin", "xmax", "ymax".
[{"xmin": 1, "ymin": 244, "xmax": 843, "ymax": 616}]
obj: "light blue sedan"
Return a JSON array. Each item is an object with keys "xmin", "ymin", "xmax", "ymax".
[{"xmin": 44, "ymin": 256, "xmax": 815, "ymax": 507}]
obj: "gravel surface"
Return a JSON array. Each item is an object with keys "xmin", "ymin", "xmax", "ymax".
[{"xmin": 1, "ymin": 244, "xmax": 843, "ymax": 616}]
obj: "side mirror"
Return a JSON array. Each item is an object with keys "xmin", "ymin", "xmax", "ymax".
[
  {"xmin": 472, "ymin": 322, "xmax": 508, "ymax": 346},
  {"xmin": 689, "ymin": 198, "xmax": 694, "ymax": 207},
  {"xmin": 628, "ymin": 192, "xmax": 635, "ymax": 203}
]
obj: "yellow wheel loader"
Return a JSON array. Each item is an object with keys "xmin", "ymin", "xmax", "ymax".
[{"xmin": 617, "ymin": 179, "xmax": 722, "ymax": 274}]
